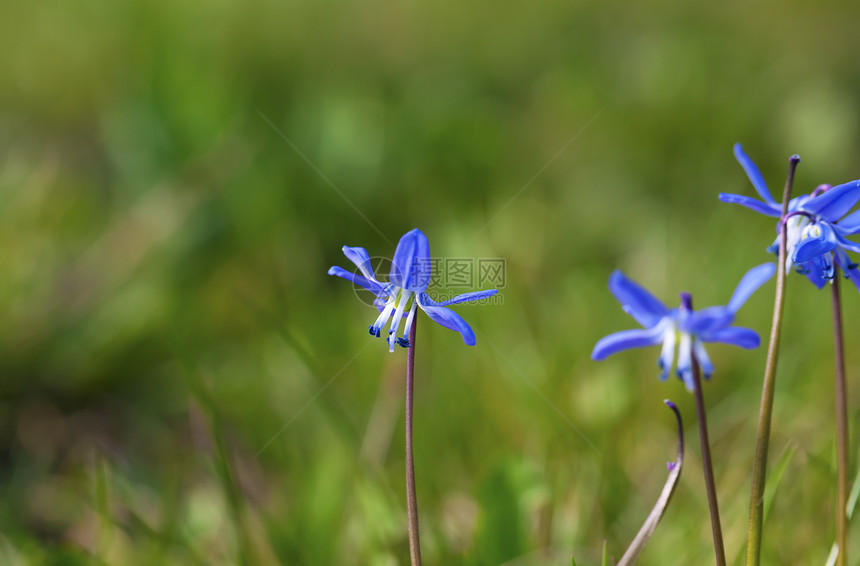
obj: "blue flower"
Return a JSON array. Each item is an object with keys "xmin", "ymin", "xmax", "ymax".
[
  {"xmin": 328, "ymin": 228, "xmax": 498, "ymax": 351},
  {"xmin": 591, "ymin": 263, "xmax": 775, "ymax": 390},
  {"xmin": 719, "ymin": 143, "xmax": 860, "ymax": 290}
]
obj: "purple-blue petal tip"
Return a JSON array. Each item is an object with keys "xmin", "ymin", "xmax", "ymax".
[
  {"xmin": 811, "ymin": 184, "xmax": 832, "ymax": 197},
  {"xmin": 790, "ymin": 154, "xmax": 801, "ymax": 164},
  {"xmin": 663, "ymin": 399, "xmax": 677, "ymax": 410},
  {"xmin": 679, "ymin": 292, "xmax": 693, "ymax": 310}
]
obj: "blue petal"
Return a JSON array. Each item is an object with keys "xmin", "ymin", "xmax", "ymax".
[
  {"xmin": 786, "ymin": 194, "xmax": 811, "ymax": 214},
  {"xmin": 798, "ymin": 259, "xmax": 829, "ymax": 289},
  {"xmin": 802, "ymin": 180, "xmax": 860, "ymax": 222},
  {"xmin": 390, "ymin": 229, "xmax": 431, "ymax": 292},
  {"xmin": 591, "ymin": 324, "xmax": 667, "ymax": 361},
  {"xmin": 835, "ymin": 249, "xmax": 860, "ymax": 293},
  {"xmin": 814, "ymin": 252, "xmax": 834, "ymax": 279},
  {"xmin": 717, "ymin": 193, "xmax": 781, "ymax": 217},
  {"xmin": 845, "ymin": 268, "xmax": 860, "ymax": 293},
  {"xmin": 766, "ymin": 234, "xmax": 780, "ymax": 255},
  {"xmin": 703, "ymin": 326, "xmax": 760, "ymax": 349},
  {"xmin": 684, "ymin": 306, "xmax": 733, "ymax": 336},
  {"xmin": 834, "ymin": 230, "xmax": 860, "ymax": 254},
  {"xmin": 793, "ymin": 232, "xmax": 837, "ymax": 264},
  {"xmin": 608, "ymin": 271, "xmax": 670, "ymax": 328},
  {"xmin": 417, "ymin": 294, "xmax": 476, "ymax": 345},
  {"xmin": 727, "ymin": 263, "xmax": 776, "ymax": 312},
  {"xmin": 734, "ymin": 143, "xmax": 778, "ymax": 205},
  {"xmin": 342, "ymin": 246, "xmax": 378, "ymax": 282},
  {"xmin": 692, "ymin": 339, "xmax": 715, "ymax": 378},
  {"xmin": 425, "ymin": 289, "xmax": 498, "ymax": 306},
  {"xmin": 328, "ymin": 266, "xmax": 384, "ymax": 294},
  {"xmin": 836, "ymin": 208, "xmax": 860, "ymax": 234}
]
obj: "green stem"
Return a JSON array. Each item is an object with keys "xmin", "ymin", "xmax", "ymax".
[
  {"xmin": 745, "ymin": 154, "xmax": 799, "ymax": 565},
  {"xmin": 832, "ymin": 266, "xmax": 849, "ymax": 566},
  {"xmin": 405, "ymin": 316, "xmax": 422, "ymax": 566}
]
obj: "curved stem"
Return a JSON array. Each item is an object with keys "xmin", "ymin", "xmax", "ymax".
[
  {"xmin": 832, "ymin": 267, "xmax": 849, "ymax": 566},
  {"xmin": 405, "ymin": 316, "xmax": 422, "ymax": 566},
  {"xmin": 746, "ymin": 154, "xmax": 799, "ymax": 565},
  {"xmin": 616, "ymin": 400, "xmax": 685, "ymax": 566}
]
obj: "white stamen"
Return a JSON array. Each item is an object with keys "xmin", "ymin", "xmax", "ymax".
[
  {"xmin": 801, "ymin": 223, "xmax": 822, "ymax": 240},
  {"xmin": 659, "ymin": 323, "xmax": 677, "ymax": 379},
  {"xmin": 372, "ymin": 298, "xmax": 396, "ymax": 336},
  {"xmin": 402, "ymin": 301, "xmax": 418, "ymax": 343},
  {"xmin": 785, "ymin": 216, "xmax": 810, "ymax": 273},
  {"xmin": 677, "ymin": 332, "xmax": 693, "ymax": 391},
  {"xmin": 387, "ymin": 289, "xmax": 413, "ymax": 351}
]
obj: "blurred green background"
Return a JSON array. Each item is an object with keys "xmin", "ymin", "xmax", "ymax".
[{"xmin": 1, "ymin": 0, "xmax": 860, "ymax": 564}]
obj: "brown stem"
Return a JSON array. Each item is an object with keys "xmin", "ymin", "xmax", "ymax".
[
  {"xmin": 405, "ymin": 316, "xmax": 422, "ymax": 566},
  {"xmin": 832, "ymin": 267, "xmax": 849, "ymax": 566},
  {"xmin": 691, "ymin": 345, "xmax": 728, "ymax": 566}
]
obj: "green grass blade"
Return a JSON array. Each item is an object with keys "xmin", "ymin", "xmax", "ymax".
[
  {"xmin": 824, "ymin": 462, "xmax": 860, "ymax": 566},
  {"xmin": 762, "ymin": 442, "xmax": 797, "ymax": 522}
]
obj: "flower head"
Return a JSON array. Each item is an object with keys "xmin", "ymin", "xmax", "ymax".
[
  {"xmin": 719, "ymin": 143, "xmax": 860, "ymax": 290},
  {"xmin": 591, "ymin": 263, "xmax": 775, "ymax": 390},
  {"xmin": 328, "ymin": 228, "xmax": 498, "ymax": 351}
]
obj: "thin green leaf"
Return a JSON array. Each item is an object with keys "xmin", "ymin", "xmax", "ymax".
[
  {"xmin": 847, "ymin": 463, "xmax": 860, "ymax": 521},
  {"xmin": 731, "ymin": 442, "xmax": 796, "ymax": 566},
  {"xmin": 762, "ymin": 442, "xmax": 797, "ymax": 522},
  {"xmin": 602, "ymin": 540, "xmax": 609, "ymax": 566},
  {"xmin": 824, "ymin": 463, "xmax": 860, "ymax": 566}
]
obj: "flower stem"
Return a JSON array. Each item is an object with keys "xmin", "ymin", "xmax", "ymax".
[
  {"xmin": 616, "ymin": 400, "xmax": 685, "ymax": 566},
  {"xmin": 745, "ymin": 154, "xmax": 799, "ymax": 566},
  {"xmin": 692, "ymin": 361, "xmax": 727, "ymax": 566},
  {"xmin": 684, "ymin": 294, "xmax": 727, "ymax": 566},
  {"xmin": 832, "ymin": 265, "xmax": 849, "ymax": 566},
  {"xmin": 405, "ymin": 316, "xmax": 422, "ymax": 566}
]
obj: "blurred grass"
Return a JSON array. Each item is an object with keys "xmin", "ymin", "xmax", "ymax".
[{"xmin": 1, "ymin": 0, "xmax": 860, "ymax": 564}]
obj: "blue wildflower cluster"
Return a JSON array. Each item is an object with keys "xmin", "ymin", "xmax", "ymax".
[
  {"xmin": 721, "ymin": 143, "xmax": 860, "ymax": 290},
  {"xmin": 326, "ymin": 144, "xmax": 860, "ymax": 566},
  {"xmin": 591, "ymin": 143, "xmax": 860, "ymax": 390}
]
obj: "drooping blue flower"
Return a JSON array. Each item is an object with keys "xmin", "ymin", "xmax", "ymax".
[
  {"xmin": 591, "ymin": 263, "xmax": 775, "ymax": 390},
  {"xmin": 719, "ymin": 143, "xmax": 860, "ymax": 291},
  {"xmin": 328, "ymin": 228, "xmax": 498, "ymax": 351}
]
